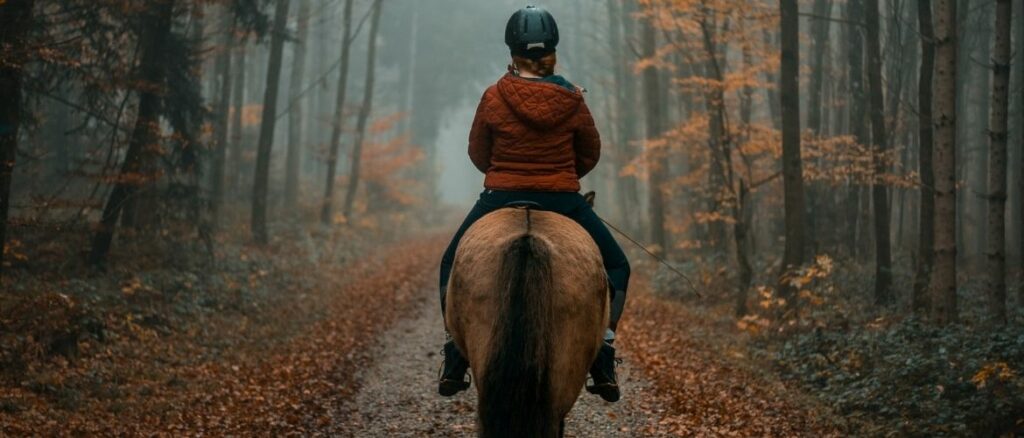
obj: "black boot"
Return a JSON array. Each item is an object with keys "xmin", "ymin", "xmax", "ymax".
[
  {"xmin": 586, "ymin": 343, "xmax": 620, "ymax": 402},
  {"xmin": 438, "ymin": 339, "xmax": 470, "ymax": 396}
]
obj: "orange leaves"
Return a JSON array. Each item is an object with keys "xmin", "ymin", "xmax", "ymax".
[
  {"xmin": 971, "ymin": 362, "xmax": 1018, "ymax": 390},
  {"xmin": 802, "ymin": 133, "xmax": 913, "ymax": 187},
  {"xmin": 622, "ymin": 275, "xmax": 840, "ymax": 435},
  {"xmin": 2, "ymin": 239, "xmax": 28, "ymax": 267},
  {"xmin": 0, "ymin": 235, "xmax": 445, "ymax": 436}
]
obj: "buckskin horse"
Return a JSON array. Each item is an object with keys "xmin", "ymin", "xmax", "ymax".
[{"xmin": 444, "ymin": 204, "xmax": 609, "ymax": 438}]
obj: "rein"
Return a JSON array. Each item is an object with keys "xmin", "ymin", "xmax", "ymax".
[{"xmin": 596, "ymin": 216, "xmax": 704, "ymax": 299}]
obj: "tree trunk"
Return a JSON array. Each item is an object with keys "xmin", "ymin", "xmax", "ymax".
[
  {"xmin": 973, "ymin": 5, "xmax": 994, "ymax": 261},
  {"xmin": 607, "ymin": 0, "xmax": 638, "ymax": 232},
  {"xmin": 735, "ymin": 44, "xmax": 756, "ymax": 316},
  {"xmin": 986, "ymin": 0, "xmax": 1011, "ymax": 325},
  {"xmin": 341, "ymin": 0, "xmax": 383, "ymax": 221},
  {"xmin": 807, "ymin": 0, "xmax": 833, "ymax": 135},
  {"xmin": 864, "ymin": 0, "xmax": 893, "ymax": 305},
  {"xmin": 805, "ymin": 0, "xmax": 833, "ymax": 254},
  {"xmin": 320, "ymin": 0, "xmax": 355, "ymax": 224},
  {"xmin": 0, "ymin": 0, "xmax": 34, "ymax": 279},
  {"xmin": 228, "ymin": 37, "xmax": 247, "ymax": 197},
  {"xmin": 284, "ymin": 0, "xmax": 311, "ymax": 211},
  {"xmin": 846, "ymin": 0, "xmax": 868, "ymax": 258},
  {"xmin": 89, "ymin": 0, "xmax": 176, "ymax": 265},
  {"xmin": 250, "ymin": 0, "xmax": 291, "ymax": 245},
  {"xmin": 930, "ymin": 0, "xmax": 958, "ymax": 325},
  {"xmin": 762, "ymin": 29, "xmax": 783, "ymax": 131},
  {"xmin": 779, "ymin": 0, "xmax": 807, "ymax": 304},
  {"xmin": 913, "ymin": 0, "xmax": 936, "ymax": 315},
  {"xmin": 211, "ymin": 9, "xmax": 234, "ymax": 230},
  {"xmin": 642, "ymin": 13, "xmax": 668, "ymax": 253},
  {"xmin": 1018, "ymin": 1, "xmax": 1024, "ymax": 307}
]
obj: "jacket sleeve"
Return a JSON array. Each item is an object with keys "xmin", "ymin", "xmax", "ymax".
[
  {"xmin": 467, "ymin": 91, "xmax": 493, "ymax": 173},
  {"xmin": 573, "ymin": 100, "xmax": 601, "ymax": 178}
]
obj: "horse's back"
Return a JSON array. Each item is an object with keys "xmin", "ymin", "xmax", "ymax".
[{"xmin": 445, "ymin": 208, "xmax": 608, "ymax": 426}]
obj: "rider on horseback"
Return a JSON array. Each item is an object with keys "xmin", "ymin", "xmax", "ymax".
[{"xmin": 438, "ymin": 5, "xmax": 630, "ymax": 403}]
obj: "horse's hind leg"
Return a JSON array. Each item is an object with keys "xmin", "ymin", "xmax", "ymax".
[{"xmin": 559, "ymin": 420, "xmax": 565, "ymax": 438}]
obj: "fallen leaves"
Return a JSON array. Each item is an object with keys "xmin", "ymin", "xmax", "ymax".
[
  {"xmin": 0, "ymin": 235, "xmax": 445, "ymax": 436},
  {"xmin": 620, "ymin": 274, "xmax": 843, "ymax": 436}
]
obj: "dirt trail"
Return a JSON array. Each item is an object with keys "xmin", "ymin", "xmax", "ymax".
[{"xmin": 336, "ymin": 295, "xmax": 669, "ymax": 437}]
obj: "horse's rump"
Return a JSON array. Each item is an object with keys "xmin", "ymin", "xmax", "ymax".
[{"xmin": 445, "ymin": 208, "xmax": 608, "ymax": 438}]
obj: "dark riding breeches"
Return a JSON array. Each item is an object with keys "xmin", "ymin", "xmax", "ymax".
[{"xmin": 439, "ymin": 190, "xmax": 631, "ymax": 327}]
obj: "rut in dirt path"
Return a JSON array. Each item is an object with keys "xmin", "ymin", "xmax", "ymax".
[{"xmin": 336, "ymin": 295, "xmax": 671, "ymax": 437}]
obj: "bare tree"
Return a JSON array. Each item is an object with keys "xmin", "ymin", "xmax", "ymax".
[
  {"xmin": 930, "ymin": 0, "xmax": 958, "ymax": 325},
  {"xmin": 251, "ymin": 0, "xmax": 290, "ymax": 244},
  {"xmin": 913, "ymin": 0, "xmax": 935, "ymax": 315},
  {"xmin": 320, "ymin": 0, "xmax": 355, "ymax": 224},
  {"xmin": 986, "ymin": 0, "xmax": 1011, "ymax": 325},
  {"xmin": 778, "ymin": 0, "xmax": 807, "ymax": 304},
  {"xmin": 865, "ymin": 0, "xmax": 893, "ymax": 305},
  {"xmin": 0, "ymin": 0, "xmax": 35, "ymax": 279},
  {"xmin": 342, "ymin": 0, "xmax": 384, "ymax": 220},
  {"xmin": 284, "ymin": 0, "xmax": 311, "ymax": 210},
  {"xmin": 90, "ymin": 0, "xmax": 177, "ymax": 265}
]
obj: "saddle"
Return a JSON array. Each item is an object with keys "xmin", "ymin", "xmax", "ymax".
[{"xmin": 501, "ymin": 191, "xmax": 597, "ymax": 210}]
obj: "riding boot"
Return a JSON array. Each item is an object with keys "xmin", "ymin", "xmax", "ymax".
[
  {"xmin": 438, "ymin": 339, "xmax": 471, "ymax": 396},
  {"xmin": 586, "ymin": 342, "xmax": 620, "ymax": 402}
]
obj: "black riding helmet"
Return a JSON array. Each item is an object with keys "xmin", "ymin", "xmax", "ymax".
[{"xmin": 504, "ymin": 5, "xmax": 559, "ymax": 60}]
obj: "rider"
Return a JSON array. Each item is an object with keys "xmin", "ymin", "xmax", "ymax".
[{"xmin": 437, "ymin": 5, "xmax": 630, "ymax": 403}]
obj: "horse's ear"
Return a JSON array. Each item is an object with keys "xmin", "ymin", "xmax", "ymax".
[{"xmin": 583, "ymin": 191, "xmax": 596, "ymax": 207}]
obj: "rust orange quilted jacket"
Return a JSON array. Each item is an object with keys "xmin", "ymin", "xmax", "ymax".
[{"xmin": 468, "ymin": 72, "xmax": 601, "ymax": 192}]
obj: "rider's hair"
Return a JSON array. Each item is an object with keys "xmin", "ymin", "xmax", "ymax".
[{"xmin": 512, "ymin": 52, "xmax": 557, "ymax": 78}]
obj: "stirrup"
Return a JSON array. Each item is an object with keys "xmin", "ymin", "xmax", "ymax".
[{"xmin": 437, "ymin": 343, "xmax": 471, "ymax": 396}]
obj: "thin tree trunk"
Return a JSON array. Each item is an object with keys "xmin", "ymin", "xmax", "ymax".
[
  {"xmin": 642, "ymin": 14, "xmax": 668, "ymax": 253},
  {"xmin": 779, "ymin": 0, "xmax": 807, "ymax": 304},
  {"xmin": 211, "ymin": 9, "xmax": 234, "ymax": 229},
  {"xmin": 734, "ymin": 44, "xmax": 756, "ymax": 316},
  {"xmin": 228, "ymin": 38, "xmax": 247, "ymax": 197},
  {"xmin": 320, "ymin": 0, "xmax": 355, "ymax": 224},
  {"xmin": 930, "ymin": 0, "xmax": 958, "ymax": 325},
  {"xmin": 608, "ymin": 0, "xmax": 637, "ymax": 231},
  {"xmin": 974, "ymin": 5, "xmax": 994, "ymax": 261},
  {"xmin": 846, "ymin": 0, "xmax": 868, "ymax": 258},
  {"xmin": 341, "ymin": 0, "xmax": 383, "ymax": 220},
  {"xmin": 806, "ymin": 0, "xmax": 833, "ymax": 254},
  {"xmin": 0, "ymin": 0, "xmax": 34, "ymax": 279},
  {"xmin": 1018, "ymin": 1, "xmax": 1024, "ymax": 307},
  {"xmin": 913, "ymin": 0, "xmax": 936, "ymax": 315},
  {"xmin": 807, "ymin": 0, "xmax": 833, "ymax": 135},
  {"xmin": 865, "ymin": 0, "xmax": 893, "ymax": 305},
  {"xmin": 89, "ymin": 0, "xmax": 176, "ymax": 265},
  {"xmin": 284, "ymin": 0, "xmax": 311, "ymax": 210},
  {"xmin": 986, "ymin": 0, "xmax": 1011, "ymax": 325},
  {"xmin": 251, "ymin": 0, "xmax": 291, "ymax": 245},
  {"xmin": 762, "ymin": 29, "xmax": 783, "ymax": 131}
]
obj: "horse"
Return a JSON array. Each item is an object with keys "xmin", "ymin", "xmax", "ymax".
[{"xmin": 444, "ymin": 205, "xmax": 609, "ymax": 438}]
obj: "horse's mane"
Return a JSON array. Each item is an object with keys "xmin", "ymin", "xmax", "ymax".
[{"xmin": 477, "ymin": 209, "xmax": 558, "ymax": 438}]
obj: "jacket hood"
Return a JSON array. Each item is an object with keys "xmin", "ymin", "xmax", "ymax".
[{"xmin": 496, "ymin": 73, "xmax": 582, "ymax": 130}]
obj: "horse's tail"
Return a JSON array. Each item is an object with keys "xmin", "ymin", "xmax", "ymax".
[{"xmin": 478, "ymin": 232, "xmax": 557, "ymax": 438}]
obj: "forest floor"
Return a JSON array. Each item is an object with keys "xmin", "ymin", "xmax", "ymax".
[{"xmin": 1, "ymin": 225, "xmax": 844, "ymax": 436}]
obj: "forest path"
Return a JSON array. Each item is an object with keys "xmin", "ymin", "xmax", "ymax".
[{"xmin": 334, "ymin": 290, "xmax": 665, "ymax": 437}]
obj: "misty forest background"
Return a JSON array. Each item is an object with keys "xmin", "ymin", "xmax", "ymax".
[{"xmin": 1, "ymin": 0, "xmax": 1023, "ymax": 436}]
